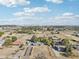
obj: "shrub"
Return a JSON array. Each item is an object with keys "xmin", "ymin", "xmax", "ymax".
[
  {"xmin": 12, "ymin": 36, "xmax": 17, "ymax": 42},
  {"xmin": 0, "ymin": 32, "xmax": 4, "ymax": 36},
  {"xmin": 4, "ymin": 38, "xmax": 12, "ymax": 46}
]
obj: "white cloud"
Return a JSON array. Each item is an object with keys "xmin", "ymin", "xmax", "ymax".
[
  {"xmin": 24, "ymin": 7, "xmax": 50, "ymax": 13},
  {"xmin": 13, "ymin": 11, "xmax": 34, "ymax": 16},
  {"xmin": 13, "ymin": 7, "xmax": 50, "ymax": 16},
  {"xmin": 54, "ymin": 12, "xmax": 79, "ymax": 20},
  {"xmin": 0, "ymin": 0, "xmax": 30, "ymax": 7},
  {"xmin": 46, "ymin": 0, "xmax": 64, "ymax": 4},
  {"xmin": 62, "ymin": 12, "xmax": 74, "ymax": 16}
]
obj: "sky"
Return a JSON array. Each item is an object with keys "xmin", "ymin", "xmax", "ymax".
[{"xmin": 0, "ymin": 0, "xmax": 79, "ymax": 26}]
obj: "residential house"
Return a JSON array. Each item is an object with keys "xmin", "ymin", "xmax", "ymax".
[
  {"xmin": 0, "ymin": 38, "xmax": 5, "ymax": 48},
  {"xmin": 12, "ymin": 40, "xmax": 22, "ymax": 46}
]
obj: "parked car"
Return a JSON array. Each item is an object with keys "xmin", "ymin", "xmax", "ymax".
[{"xmin": 53, "ymin": 45, "xmax": 66, "ymax": 52}]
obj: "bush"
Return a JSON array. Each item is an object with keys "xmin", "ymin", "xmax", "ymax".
[
  {"xmin": 0, "ymin": 32, "xmax": 4, "ymax": 36},
  {"xmin": 31, "ymin": 37, "xmax": 53, "ymax": 46},
  {"xmin": 4, "ymin": 39, "xmax": 12, "ymax": 46},
  {"xmin": 62, "ymin": 38, "xmax": 70, "ymax": 45},
  {"xmin": 65, "ymin": 44, "xmax": 72, "ymax": 56},
  {"xmin": 12, "ymin": 36, "xmax": 17, "ymax": 42}
]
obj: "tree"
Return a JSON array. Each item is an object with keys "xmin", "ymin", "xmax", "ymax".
[
  {"xmin": 31, "ymin": 37, "xmax": 53, "ymax": 46},
  {"xmin": 4, "ymin": 39, "xmax": 12, "ymax": 46},
  {"xmin": 12, "ymin": 36, "xmax": 17, "ymax": 42},
  {"xmin": 0, "ymin": 32, "xmax": 4, "ymax": 37},
  {"xmin": 65, "ymin": 44, "xmax": 72, "ymax": 56},
  {"xmin": 62, "ymin": 38, "xmax": 73, "ymax": 57},
  {"xmin": 62, "ymin": 38, "xmax": 70, "ymax": 45},
  {"xmin": 31, "ymin": 35, "xmax": 36, "ymax": 42}
]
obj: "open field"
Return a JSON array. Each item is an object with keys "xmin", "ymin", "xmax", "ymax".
[{"xmin": 30, "ymin": 45, "xmax": 56, "ymax": 59}]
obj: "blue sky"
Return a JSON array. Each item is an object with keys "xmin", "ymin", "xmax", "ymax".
[{"xmin": 0, "ymin": 0, "xmax": 79, "ymax": 25}]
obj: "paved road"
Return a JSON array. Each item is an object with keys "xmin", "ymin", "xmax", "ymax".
[{"xmin": 23, "ymin": 46, "xmax": 33, "ymax": 59}]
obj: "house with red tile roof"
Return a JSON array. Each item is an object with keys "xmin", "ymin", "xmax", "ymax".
[{"xmin": 12, "ymin": 40, "xmax": 22, "ymax": 46}]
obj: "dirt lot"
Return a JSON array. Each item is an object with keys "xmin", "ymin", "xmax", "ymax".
[
  {"xmin": 0, "ymin": 46, "xmax": 18, "ymax": 57},
  {"xmin": 30, "ymin": 45, "xmax": 56, "ymax": 59}
]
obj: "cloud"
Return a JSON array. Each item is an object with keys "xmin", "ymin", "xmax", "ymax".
[
  {"xmin": 24, "ymin": 7, "xmax": 50, "ymax": 13},
  {"xmin": 0, "ymin": 0, "xmax": 30, "ymax": 7},
  {"xmin": 13, "ymin": 7, "xmax": 50, "ymax": 16},
  {"xmin": 62, "ymin": 12, "xmax": 74, "ymax": 16},
  {"xmin": 54, "ymin": 12, "xmax": 79, "ymax": 20},
  {"xmin": 47, "ymin": 12, "xmax": 79, "ymax": 25},
  {"xmin": 46, "ymin": 0, "xmax": 64, "ymax": 4},
  {"xmin": 13, "ymin": 11, "xmax": 34, "ymax": 16}
]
